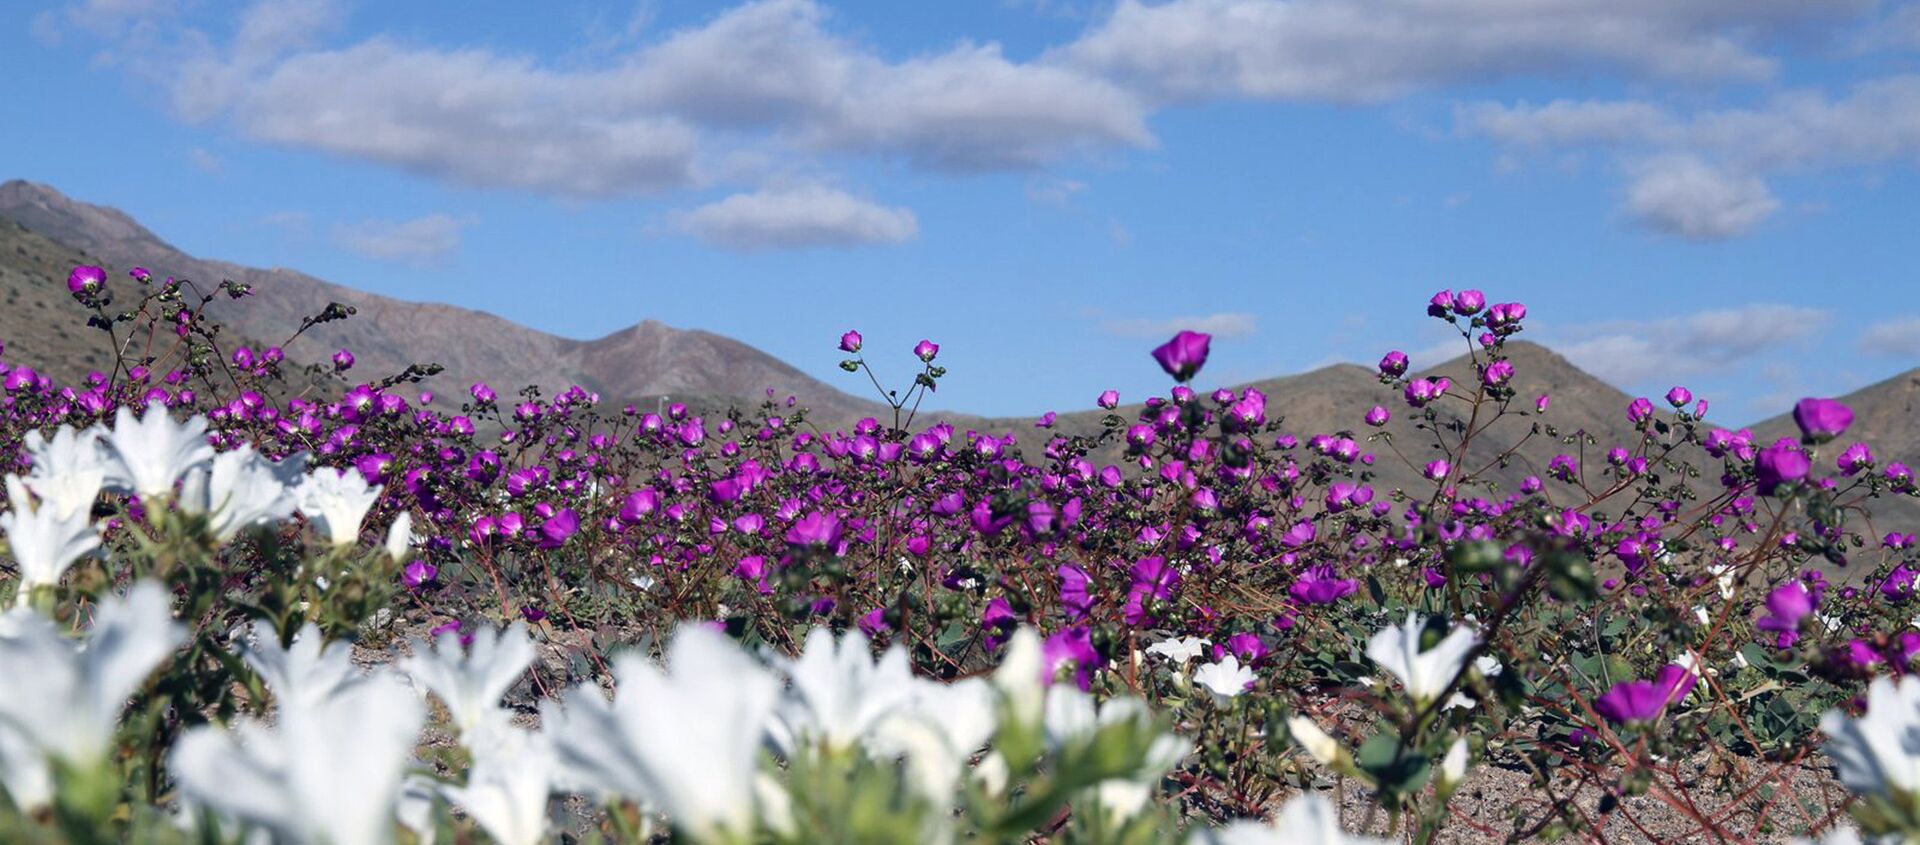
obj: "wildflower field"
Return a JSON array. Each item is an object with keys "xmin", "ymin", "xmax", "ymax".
[{"xmin": 2, "ymin": 267, "xmax": 1915, "ymax": 844}]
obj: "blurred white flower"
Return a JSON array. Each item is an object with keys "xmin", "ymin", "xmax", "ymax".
[
  {"xmin": 1146, "ymin": 635, "xmax": 1211, "ymax": 665},
  {"xmin": 2, "ymin": 475, "xmax": 101, "ymax": 603},
  {"xmin": 400, "ymin": 621, "xmax": 534, "ymax": 744},
  {"xmin": 171, "ymin": 671, "xmax": 424, "ymax": 845},
  {"xmin": 385, "ymin": 512, "xmax": 415, "ymax": 562},
  {"xmin": 1190, "ymin": 793, "xmax": 1391, "ymax": 844},
  {"xmin": 1439, "ymin": 737, "xmax": 1470, "ymax": 791},
  {"xmin": 441, "ymin": 726, "xmax": 556, "ymax": 845},
  {"xmin": 994, "ymin": 627, "xmax": 1046, "ymax": 730},
  {"xmin": 178, "ymin": 445, "xmax": 305, "ymax": 542},
  {"xmin": 0, "ymin": 581, "xmax": 181, "ymax": 781},
  {"xmin": 866, "ymin": 676, "xmax": 997, "ymax": 807},
  {"xmin": 1366, "ymin": 614, "xmax": 1479, "ymax": 705},
  {"xmin": 22, "ymin": 426, "xmax": 106, "ymax": 519},
  {"xmin": 1820, "ymin": 674, "xmax": 1920, "ymax": 801},
  {"xmin": 771, "ymin": 627, "xmax": 918, "ymax": 755},
  {"xmin": 297, "ymin": 467, "xmax": 383, "ymax": 546},
  {"xmin": 1287, "ymin": 716, "xmax": 1341, "ymax": 767},
  {"xmin": 101, "ymin": 404, "xmax": 213, "ymax": 499},
  {"xmin": 544, "ymin": 624, "xmax": 779, "ymax": 842},
  {"xmin": 239, "ymin": 620, "xmax": 366, "ymax": 712},
  {"xmin": 1193, "ymin": 655, "xmax": 1256, "ymax": 703},
  {"xmin": 1043, "ymin": 686, "xmax": 1189, "ymax": 824}
]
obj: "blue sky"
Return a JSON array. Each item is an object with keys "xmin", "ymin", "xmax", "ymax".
[{"xmin": 6, "ymin": 0, "xmax": 1920, "ymax": 424}]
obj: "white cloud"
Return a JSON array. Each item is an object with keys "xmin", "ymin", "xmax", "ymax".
[
  {"xmin": 1624, "ymin": 155, "xmax": 1780, "ymax": 239},
  {"xmin": 1096, "ymin": 312, "xmax": 1257, "ymax": 339},
  {"xmin": 1057, "ymin": 0, "xmax": 1870, "ymax": 104},
  {"xmin": 675, "ymin": 185, "xmax": 918, "ymax": 250},
  {"xmin": 136, "ymin": 0, "xmax": 1148, "ymax": 197},
  {"xmin": 1460, "ymin": 76, "xmax": 1920, "ymax": 239},
  {"xmin": 1550, "ymin": 304, "xmax": 1829, "ymax": 385},
  {"xmin": 333, "ymin": 213, "xmax": 472, "ymax": 266},
  {"xmin": 1861, "ymin": 317, "xmax": 1920, "ymax": 358},
  {"xmin": 1455, "ymin": 100, "xmax": 1679, "ymax": 149}
]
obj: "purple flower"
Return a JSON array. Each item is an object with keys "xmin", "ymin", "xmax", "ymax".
[
  {"xmin": 1451, "ymin": 289, "xmax": 1486, "ymax": 315},
  {"xmin": 1755, "ymin": 439, "xmax": 1812, "ymax": 495},
  {"xmin": 914, "ymin": 339, "xmax": 939, "ymax": 362},
  {"xmin": 1059, "ymin": 564, "xmax": 1095, "ymax": 619},
  {"xmin": 1097, "ymin": 389, "xmax": 1120, "ymax": 409},
  {"xmin": 1223, "ymin": 632, "xmax": 1268, "ymax": 663},
  {"xmin": 1289, "ymin": 565, "xmax": 1358, "ymax": 605},
  {"xmin": 1481, "ymin": 359, "xmax": 1514, "ymax": 387},
  {"xmin": 982, "ymin": 597, "xmax": 1019, "ymax": 649},
  {"xmin": 1882, "ymin": 566, "xmax": 1917, "ymax": 603},
  {"xmin": 67, "ymin": 264, "xmax": 105, "ymax": 296},
  {"xmin": 1756, "ymin": 581, "xmax": 1816, "ymax": 649},
  {"xmin": 785, "ymin": 511, "xmax": 843, "ymax": 549},
  {"xmin": 1535, "ymin": 394, "xmax": 1551, "ymax": 413},
  {"xmin": 1594, "ymin": 680, "xmax": 1669, "ymax": 724},
  {"xmin": 1378, "ymin": 350, "xmax": 1409, "ymax": 377},
  {"xmin": 1427, "ymin": 290, "xmax": 1454, "ymax": 318},
  {"xmin": 1364, "ymin": 405, "xmax": 1390, "ymax": 427},
  {"xmin": 1150, "ymin": 330, "xmax": 1212, "ymax": 382},
  {"xmin": 839, "ymin": 330, "xmax": 863, "ymax": 353},
  {"xmin": 1665, "ymin": 386, "xmax": 1692, "ymax": 408},
  {"xmin": 332, "ymin": 349, "xmax": 355, "ymax": 370},
  {"xmin": 1792, "ymin": 397, "xmax": 1853, "ymax": 441},
  {"xmin": 1042, "ymin": 626, "xmax": 1102, "ymax": 689},
  {"xmin": 1424, "ymin": 460, "xmax": 1451, "ymax": 482},
  {"xmin": 537, "ymin": 508, "xmax": 579, "ymax": 549},
  {"xmin": 1627, "ymin": 397, "xmax": 1654, "ymax": 424},
  {"xmin": 521, "ymin": 606, "xmax": 548, "ymax": 623},
  {"xmin": 620, "ymin": 488, "xmax": 661, "ymax": 523},
  {"xmin": 1838, "ymin": 442, "xmax": 1875, "ymax": 475},
  {"xmin": 402, "ymin": 559, "xmax": 438, "ymax": 590}
]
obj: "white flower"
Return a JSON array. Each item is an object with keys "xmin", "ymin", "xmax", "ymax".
[
  {"xmin": 1439, "ymin": 737, "xmax": 1470, "ymax": 791},
  {"xmin": 0, "ymin": 581, "xmax": 182, "ymax": 780},
  {"xmin": 1, "ymin": 475, "xmax": 101, "ymax": 603},
  {"xmin": 22, "ymin": 425, "xmax": 106, "ymax": 519},
  {"xmin": 544, "ymin": 624, "xmax": 780, "ymax": 842},
  {"xmin": 101, "ymin": 404, "xmax": 213, "ymax": 499},
  {"xmin": 1475, "ymin": 655, "xmax": 1502, "ymax": 677},
  {"xmin": 1366, "ymin": 614, "xmax": 1479, "ymax": 705},
  {"xmin": 1147, "ymin": 635, "xmax": 1212, "ymax": 665},
  {"xmin": 1708, "ymin": 562, "xmax": 1737, "ymax": 600},
  {"xmin": 770, "ymin": 627, "xmax": 919, "ymax": 755},
  {"xmin": 384, "ymin": 512, "xmax": 414, "ymax": 562},
  {"xmin": 178, "ymin": 445, "xmax": 306, "ymax": 542},
  {"xmin": 400, "ymin": 621, "xmax": 535, "ymax": 744},
  {"xmin": 296, "ymin": 467, "xmax": 383, "ymax": 546},
  {"xmin": 171, "ymin": 671, "xmax": 424, "ymax": 845},
  {"xmin": 1190, "ymin": 793, "xmax": 1392, "ymax": 844},
  {"xmin": 1287, "ymin": 716, "xmax": 1341, "ymax": 767},
  {"xmin": 441, "ymin": 727, "xmax": 555, "ymax": 845},
  {"xmin": 1193, "ymin": 655, "xmax": 1256, "ymax": 703},
  {"xmin": 1819, "ymin": 674, "xmax": 1920, "ymax": 801},
  {"xmin": 866, "ymin": 676, "xmax": 997, "ymax": 807},
  {"xmin": 1043, "ymin": 686, "xmax": 1189, "ymax": 823},
  {"xmin": 994, "ymin": 627, "xmax": 1046, "ymax": 730},
  {"xmin": 239, "ymin": 620, "xmax": 367, "ymax": 712}
]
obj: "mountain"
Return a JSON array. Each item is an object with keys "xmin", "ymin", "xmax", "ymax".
[
  {"xmin": 0, "ymin": 180, "xmax": 886, "ymax": 423},
  {"xmin": 0, "ymin": 214, "xmax": 124, "ymax": 381}
]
